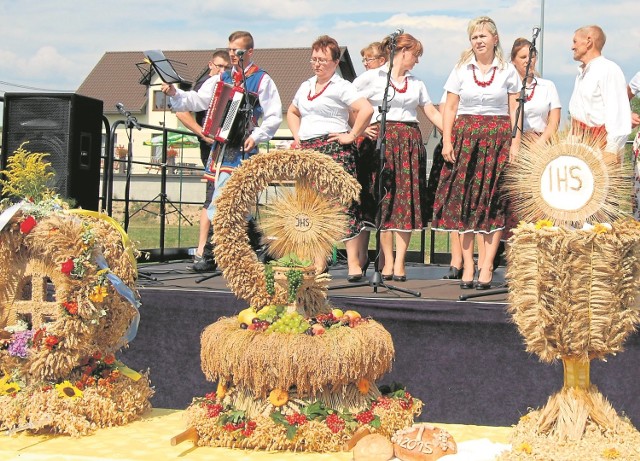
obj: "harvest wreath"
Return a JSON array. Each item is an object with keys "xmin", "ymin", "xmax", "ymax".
[
  {"xmin": 176, "ymin": 149, "xmax": 423, "ymax": 452},
  {"xmin": 0, "ymin": 144, "xmax": 152, "ymax": 436}
]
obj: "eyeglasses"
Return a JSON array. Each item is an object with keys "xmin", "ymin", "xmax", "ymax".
[
  {"xmin": 227, "ymin": 48, "xmax": 251, "ymax": 54},
  {"xmin": 213, "ymin": 64, "xmax": 231, "ymax": 70},
  {"xmin": 309, "ymin": 58, "xmax": 330, "ymax": 65},
  {"xmin": 362, "ymin": 57, "xmax": 381, "ymax": 63}
]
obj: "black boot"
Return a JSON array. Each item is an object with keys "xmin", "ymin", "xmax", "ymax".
[
  {"xmin": 188, "ymin": 227, "xmax": 217, "ymax": 272},
  {"xmin": 247, "ymin": 219, "xmax": 272, "ymax": 264}
]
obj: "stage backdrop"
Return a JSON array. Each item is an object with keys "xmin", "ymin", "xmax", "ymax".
[{"xmin": 120, "ymin": 288, "xmax": 640, "ymax": 427}]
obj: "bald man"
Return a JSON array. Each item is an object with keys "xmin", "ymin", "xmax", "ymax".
[{"xmin": 569, "ymin": 25, "xmax": 631, "ymax": 157}]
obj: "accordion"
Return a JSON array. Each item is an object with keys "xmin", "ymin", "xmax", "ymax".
[{"xmin": 202, "ymin": 81, "xmax": 257, "ymax": 145}]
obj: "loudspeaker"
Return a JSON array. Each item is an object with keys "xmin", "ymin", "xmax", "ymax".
[{"xmin": 2, "ymin": 93, "xmax": 104, "ymax": 211}]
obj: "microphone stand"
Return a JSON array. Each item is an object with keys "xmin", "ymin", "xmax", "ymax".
[
  {"xmin": 460, "ymin": 29, "xmax": 539, "ymax": 301},
  {"xmin": 330, "ymin": 34, "xmax": 420, "ymax": 297}
]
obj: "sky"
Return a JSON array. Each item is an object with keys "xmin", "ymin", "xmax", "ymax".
[{"xmin": 1, "ymin": 0, "xmax": 639, "ymax": 125}]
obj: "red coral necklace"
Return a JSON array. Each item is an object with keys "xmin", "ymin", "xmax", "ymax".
[
  {"xmin": 390, "ymin": 76, "xmax": 408, "ymax": 93},
  {"xmin": 472, "ymin": 66, "xmax": 496, "ymax": 87},
  {"xmin": 308, "ymin": 80, "xmax": 332, "ymax": 101},
  {"xmin": 525, "ymin": 82, "xmax": 537, "ymax": 102}
]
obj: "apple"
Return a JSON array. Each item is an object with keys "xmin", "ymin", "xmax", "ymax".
[
  {"xmin": 331, "ymin": 308, "xmax": 344, "ymax": 319},
  {"xmin": 311, "ymin": 324, "xmax": 326, "ymax": 336}
]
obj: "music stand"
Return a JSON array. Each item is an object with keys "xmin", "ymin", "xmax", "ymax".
[{"xmin": 140, "ymin": 50, "xmax": 188, "ymax": 85}]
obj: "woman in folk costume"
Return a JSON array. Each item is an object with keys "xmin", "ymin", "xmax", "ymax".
[
  {"xmin": 287, "ymin": 35, "xmax": 374, "ymax": 276},
  {"xmin": 352, "ymin": 33, "xmax": 442, "ymax": 282},
  {"xmin": 431, "ymin": 16, "xmax": 521, "ymax": 290}
]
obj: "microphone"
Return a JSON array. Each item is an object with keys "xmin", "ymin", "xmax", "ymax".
[
  {"xmin": 116, "ymin": 102, "xmax": 130, "ymax": 117},
  {"xmin": 115, "ymin": 103, "xmax": 141, "ymax": 130},
  {"xmin": 235, "ymin": 49, "xmax": 247, "ymax": 57},
  {"xmin": 388, "ymin": 28, "xmax": 404, "ymax": 39},
  {"xmin": 532, "ymin": 26, "xmax": 541, "ymax": 40}
]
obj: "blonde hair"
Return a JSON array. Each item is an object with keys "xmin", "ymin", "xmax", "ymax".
[
  {"xmin": 456, "ymin": 16, "xmax": 507, "ymax": 68},
  {"xmin": 360, "ymin": 41, "xmax": 389, "ymax": 61}
]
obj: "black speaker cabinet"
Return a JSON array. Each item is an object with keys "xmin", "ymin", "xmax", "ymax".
[{"xmin": 2, "ymin": 93, "xmax": 104, "ymax": 211}]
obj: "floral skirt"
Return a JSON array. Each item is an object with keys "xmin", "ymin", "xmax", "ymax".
[
  {"xmin": 633, "ymin": 131, "xmax": 640, "ymax": 219},
  {"xmin": 374, "ymin": 122, "xmax": 428, "ymax": 231},
  {"xmin": 299, "ymin": 135, "xmax": 365, "ymax": 239},
  {"xmin": 431, "ymin": 114, "xmax": 512, "ymax": 233}
]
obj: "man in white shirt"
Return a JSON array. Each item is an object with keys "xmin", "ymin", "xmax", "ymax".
[
  {"xmin": 568, "ymin": 25, "xmax": 631, "ymax": 158},
  {"xmin": 162, "ymin": 31, "xmax": 283, "ymax": 272}
]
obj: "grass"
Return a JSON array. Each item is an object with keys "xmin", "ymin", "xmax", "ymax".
[{"xmin": 114, "ymin": 202, "xmax": 453, "ymax": 261}]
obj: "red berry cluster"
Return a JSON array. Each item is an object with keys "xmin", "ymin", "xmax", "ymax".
[
  {"xmin": 223, "ymin": 420, "xmax": 257, "ymax": 437},
  {"xmin": 399, "ymin": 391, "xmax": 414, "ymax": 410},
  {"xmin": 206, "ymin": 403, "xmax": 223, "ymax": 418},
  {"xmin": 204, "ymin": 392, "xmax": 217, "ymax": 401},
  {"xmin": 355, "ymin": 409, "xmax": 375, "ymax": 424},
  {"xmin": 325, "ymin": 413, "xmax": 345, "ymax": 433},
  {"xmin": 371, "ymin": 396, "xmax": 392, "ymax": 410},
  {"xmin": 285, "ymin": 412, "xmax": 308, "ymax": 426}
]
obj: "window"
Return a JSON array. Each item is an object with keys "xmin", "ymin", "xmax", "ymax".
[{"xmin": 153, "ymin": 91, "xmax": 172, "ymax": 111}]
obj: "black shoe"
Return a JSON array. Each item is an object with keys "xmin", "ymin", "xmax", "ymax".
[
  {"xmin": 381, "ymin": 273, "xmax": 393, "ymax": 280},
  {"xmin": 392, "ymin": 275, "xmax": 406, "ymax": 282},
  {"xmin": 347, "ymin": 273, "xmax": 363, "ymax": 282},
  {"xmin": 460, "ymin": 280, "xmax": 475, "ymax": 289},
  {"xmin": 442, "ymin": 266, "xmax": 463, "ymax": 280},
  {"xmin": 187, "ymin": 258, "xmax": 217, "ymax": 272},
  {"xmin": 475, "ymin": 269, "xmax": 493, "ymax": 290}
]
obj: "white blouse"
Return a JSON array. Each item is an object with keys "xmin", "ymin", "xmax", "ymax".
[
  {"xmin": 292, "ymin": 73, "xmax": 361, "ymax": 140},
  {"xmin": 629, "ymin": 71, "xmax": 640, "ymax": 96},
  {"xmin": 444, "ymin": 57, "xmax": 520, "ymax": 116},
  {"xmin": 352, "ymin": 66, "xmax": 433, "ymax": 123},
  {"xmin": 523, "ymin": 77, "xmax": 561, "ymax": 133}
]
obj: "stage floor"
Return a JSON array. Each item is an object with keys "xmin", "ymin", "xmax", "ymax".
[
  {"xmin": 1, "ymin": 408, "xmax": 512, "ymax": 461},
  {"xmin": 136, "ymin": 259, "xmax": 509, "ymax": 304}
]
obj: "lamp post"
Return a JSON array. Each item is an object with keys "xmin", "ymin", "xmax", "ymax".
[{"xmin": 539, "ymin": 0, "xmax": 545, "ymax": 76}]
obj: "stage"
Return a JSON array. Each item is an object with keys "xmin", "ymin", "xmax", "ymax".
[{"xmin": 120, "ymin": 260, "xmax": 640, "ymax": 428}]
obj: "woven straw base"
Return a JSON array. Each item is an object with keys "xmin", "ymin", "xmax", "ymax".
[{"xmin": 499, "ymin": 386, "xmax": 640, "ymax": 460}]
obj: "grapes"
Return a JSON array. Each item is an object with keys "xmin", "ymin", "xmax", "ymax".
[
  {"xmin": 285, "ymin": 269, "xmax": 304, "ymax": 303},
  {"xmin": 265, "ymin": 312, "xmax": 310, "ymax": 334},
  {"xmin": 264, "ymin": 266, "xmax": 275, "ymax": 296}
]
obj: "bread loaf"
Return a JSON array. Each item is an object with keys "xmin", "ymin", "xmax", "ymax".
[
  {"xmin": 352, "ymin": 433, "xmax": 394, "ymax": 461},
  {"xmin": 391, "ymin": 423, "xmax": 457, "ymax": 461}
]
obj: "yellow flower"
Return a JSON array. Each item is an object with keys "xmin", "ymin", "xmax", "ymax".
[
  {"xmin": 602, "ymin": 448, "xmax": 620, "ymax": 459},
  {"xmin": 269, "ymin": 388, "xmax": 289, "ymax": 407},
  {"xmin": 55, "ymin": 380, "xmax": 83, "ymax": 399},
  {"xmin": 89, "ymin": 285, "xmax": 108, "ymax": 303},
  {"xmin": 216, "ymin": 381, "xmax": 228, "ymax": 400},
  {"xmin": 593, "ymin": 223, "xmax": 609, "ymax": 234},
  {"xmin": 535, "ymin": 219, "xmax": 553, "ymax": 230},
  {"xmin": 97, "ymin": 269, "xmax": 109, "ymax": 276},
  {"xmin": 516, "ymin": 442, "xmax": 532, "ymax": 454},
  {"xmin": 357, "ymin": 378, "xmax": 370, "ymax": 394},
  {"xmin": 0, "ymin": 375, "xmax": 21, "ymax": 395}
]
